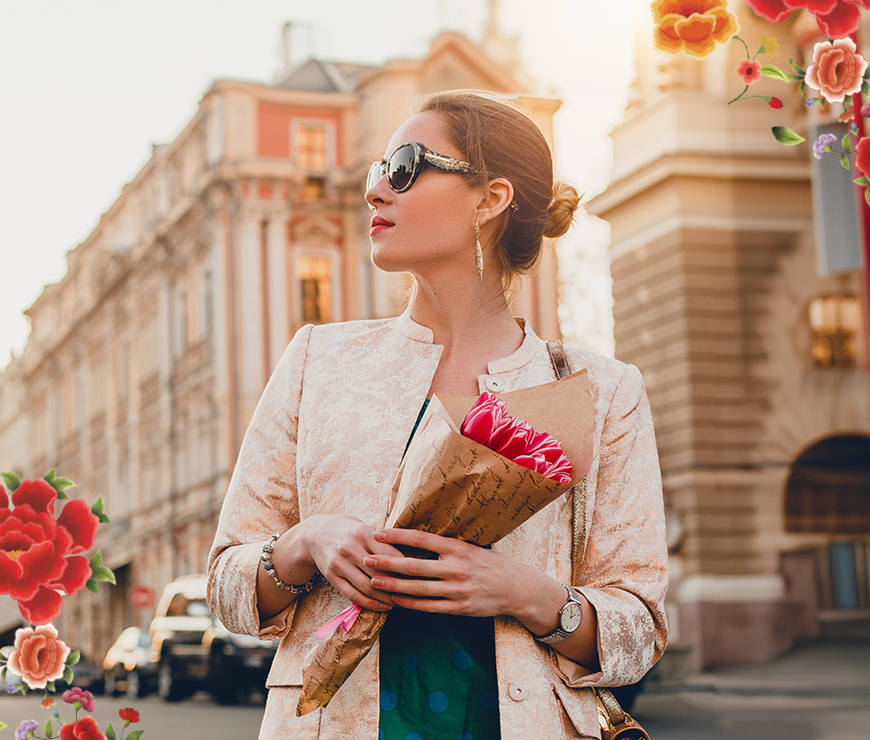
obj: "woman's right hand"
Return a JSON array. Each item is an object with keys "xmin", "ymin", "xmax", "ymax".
[{"xmin": 297, "ymin": 514, "xmax": 405, "ymax": 612}]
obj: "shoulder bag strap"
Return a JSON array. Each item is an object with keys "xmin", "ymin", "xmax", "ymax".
[{"xmin": 545, "ymin": 340, "xmax": 652, "ymax": 740}]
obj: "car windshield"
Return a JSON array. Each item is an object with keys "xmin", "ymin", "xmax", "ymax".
[{"xmin": 166, "ymin": 594, "xmax": 211, "ymax": 618}]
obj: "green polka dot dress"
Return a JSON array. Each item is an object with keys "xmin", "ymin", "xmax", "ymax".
[{"xmin": 378, "ymin": 399, "xmax": 501, "ymax": 740}]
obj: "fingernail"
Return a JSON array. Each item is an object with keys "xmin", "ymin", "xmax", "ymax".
[
  {"xmin": 372, "ymin": 577, "xmax": 384, "ymax": 588},
  {"xmin": 364, "ymin": 556, "xmax": 376, "ymax": 567},
  {"xmin": 373, "ymin": 529, "xmax": 386, "ymax": 540}
]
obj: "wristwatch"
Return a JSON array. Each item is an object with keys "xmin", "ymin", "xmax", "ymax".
[{"xmin": 536, "ymin": 584, "xmax": 583, "ymax": 644}]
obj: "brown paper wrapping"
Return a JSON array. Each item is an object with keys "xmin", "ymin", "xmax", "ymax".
[{"xmin": 296, "ymin": 370, "xmax": 593, "ymax": 716}]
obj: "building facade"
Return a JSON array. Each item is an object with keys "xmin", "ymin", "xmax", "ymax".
[
  {"xmin": 590, "ymin": 6, "xmax": 870, "ymax": 670},
  {"xmin": 0, "ymin": 32, "xmax": 566, "ymax": 658}
]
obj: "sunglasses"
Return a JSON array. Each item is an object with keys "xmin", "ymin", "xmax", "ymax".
[{"xmin": 365, "ymin": 141, "xmax": 478, "ymax": 208}]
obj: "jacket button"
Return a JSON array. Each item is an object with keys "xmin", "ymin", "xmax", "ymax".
[
  {"xmin": 508, "ymin": 682, "xmax": 528, "ymax": 701},
  {"xmin": 485, "ymin": 377, "xmax": 503, "ymax": 392}
]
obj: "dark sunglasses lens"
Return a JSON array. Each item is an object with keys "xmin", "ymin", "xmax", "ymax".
[
  {"xmin": 366, "ymin": 162, "xmax": 383, "ymax": 193},
  {"xmin": 387, "ymin": 145, "xmax": 417, "ymax": 192}
]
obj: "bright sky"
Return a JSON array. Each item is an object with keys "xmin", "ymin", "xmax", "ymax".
[{"xmin": 0, "ymin": 0, "xmax": 643, "ymax": 368}]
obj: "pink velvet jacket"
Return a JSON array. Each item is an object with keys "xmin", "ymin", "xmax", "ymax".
[{"xmin": 206, "ymin": 309, "xmax": 669, "ymax": 740}]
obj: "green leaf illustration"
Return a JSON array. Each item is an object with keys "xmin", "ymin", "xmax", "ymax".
[
  {"xmin": 0, "ymin": 721, "xmax": 6, "ymax": 730},
  {"xmin": 126, "ymin": 731, "xmax": 144, "ymax": 740},
  {"xmin": 52, "ymin": 477, "xmax": 75, "ymax": 492},
  {"xmin": 784, "ymin": 72, "xmax": 803, "ymax": 82},
  {"xmin": 46, "ymin": 680, "xmax": 55, "ymax": 692},
  {"xmin": 91, "ymin": 496, "xmax": 105, "ymax": 516},
  {"xmin": 845, "ymin": 94, "xmax": 854, "ymax": 106},
  {"xmin": 840, "ymin": 153, "xmax": 850, "ymax": 169},
  {"xmin": 843, "ymin": 133, "xmax": 852, "ymax": 152},
  {"xmin": 772, "ymin": 126, "xmax": 806, "ymax": 145},
  {"xmin": 63, "ymin": 666, "xmax": 74, "ymax": 683},
  {"xmin": 819, "ymin": 98, "xmax": 827, "ymax": 109},
  {"xmin": 853, "ymin": 123, "xmax": 860, "ymax": 134},
  {"xmin": 865, "ymin": 188, "xmax": 870, "ymax": 207},
  {"xmin": 865, "ymin": 67, "xmax": 870, "ymax": 79},
  {"xmin": 86, "ymin": 579, "xmax": 100, "ymax": 594},
  {"xmin": 98, "ymin": 512, "xmax": 110, "ymax": 524},
  {"xmin": 106, "ymin": 724, "xmax": 116, "ymax": 740},
  {"xmin": 44, "ymin": 468, "xmax": 57, "ymax": 482},
  {"xmin": 799, "ymin": 81, "xmax": 806, "ymax": 95},
  {"xmin": 56, "ymin": 490, "xmax": 69, "ymax": 500},
  {"xmin": 45, "ymin": 719, "xmax": 54, "ymax": 738},
  {"xmin": 854, "ymin": 176, "xmax": 869, "ymax": 186},
  {"xmin": 760, "ymin": 65, "xmax": 790, "ymax": 82},
  {"xmin": 789, "ymin": 58, "xmax": 804, "ymax": 74},
  {"xmin": 90, "ymin": 552, "xmax": 102, "ymax": 569},
  {"xmin": 0, "ymin": 471, "xmax": 21, "ymax": 491},
  {"xmin": 67, "ymin": 649, "xmax": 81, "ymax": 666},
  {"xmin": 92, "ymin": 565, "xmax": 116, "ymax": 584},
  {"xmin": 863, "ymin": 81, "xmax": 870, "ymax": 97},
  {"xmin": 0, "ymin": 667, "xmax": 6, "ymax": 682}
]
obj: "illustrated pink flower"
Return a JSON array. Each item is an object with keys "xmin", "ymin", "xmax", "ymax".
[
  {"xmin": 856, "ymin": 136, "xmax": 870, "ymax": 179},
  {"xmin": 5, "ymin": 623, "xmax": 70, "ymax": 689},
  {"xmin": 461, "ymin": 393, "xmax": 573, "ymax": 483},
  {"xmin": 746, "ymin": 0, "xmax": 870, "ymax": 40},
  {"xmin": 736, "ymin": 60, "xmax": 762, "ymax": 84},
  {"xmin": 62, "ymin": 687, "xmax": 96, "ymax": 713},
  {"xmin": 58, "ymin": 716, "xmax": 105, "ymax": 740},
  {"xmin": 805, "ymin": 37, "xmax": 868, "ymax": 103},
  {"xmin": 0, "ymin": 478, "xmax": 97, "ymax": 624},
  {"xmin": 860, "ymin": 103, "xmax": 870, "ymax": 116}
]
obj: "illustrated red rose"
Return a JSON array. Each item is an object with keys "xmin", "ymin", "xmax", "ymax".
[
  {"xmin": 736, "ymin": 60, "xmax": 762, "ymax": 84},
  {"xmin": 59, "ymin": 716, "xmax": 105, "ymax": 740},
  {"xmin": 745, "ymin": 0, "xmax": 870, "ymax": 39},
  {"xmin": 768, "ymin": 97, "xmax": 784, "ymax": 108},
  {"xmin": 0, "ymin": 478, "xmax": 98, "ymax": 624},
  {"xmin": 855, "ymin": 136, "xmax": 870, "ymax": 179},
  {"xmin": 5, "ymin": 623, "xmax": 70, "ymax": 689},
  {"xmin": 119, "ymin": 707, "xmax": 140, "ymax": 723}
]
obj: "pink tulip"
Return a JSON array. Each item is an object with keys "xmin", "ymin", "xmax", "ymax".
[{"xmin": 460, "ymin": 392, "xmax": 573, "ymax": 483}]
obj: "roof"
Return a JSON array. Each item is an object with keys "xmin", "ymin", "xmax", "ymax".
[{"xmin": 274, "ymin": 59, "xmax": 376, "ymax": 93}]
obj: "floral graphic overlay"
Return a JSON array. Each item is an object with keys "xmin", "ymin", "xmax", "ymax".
[
  {"xmin": 3, "ymin": 623, "xmax": 70, "ymax": 691},
  {"xmin": 10, "ymin": 693, "xmax": 144, "ymax": 740},
  {"xmin": 729, "ymin": 34, "xmax": 794, "ymax": 107},
  {"xmin": 0, "ymin": 471, "xmax": 114, "ymax": 625},
  {"xmin": 652, "ymin": 0, "xmax": 740, "ymax": 59},
  {"xmin": 745, "ymin": 0, "xmax": 870, "ymax": 40},
  {"xmin": 805, "ymin": 37, "xmax": 868, "ymax": 103}
]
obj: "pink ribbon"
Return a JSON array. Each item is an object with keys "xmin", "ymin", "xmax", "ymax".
[{"xmin": 314, "ymin": 602, "xmax": 362, "ymax": 638}]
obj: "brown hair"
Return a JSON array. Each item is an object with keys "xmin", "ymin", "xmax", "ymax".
[{"xmin": 418, "ymin": 92, "xmax": 581, "ymax": 288}]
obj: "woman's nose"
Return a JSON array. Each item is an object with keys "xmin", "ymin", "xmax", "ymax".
[{"xmin": 365, "ymin": 172, "xmax": 391, "ymax": 210}]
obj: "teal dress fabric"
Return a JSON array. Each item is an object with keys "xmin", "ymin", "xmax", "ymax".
[{"xmin": 378, "ymin": 399, "xmax": 501, "ymax": 740}]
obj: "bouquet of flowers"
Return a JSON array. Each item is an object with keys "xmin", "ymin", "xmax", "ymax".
[{"xmin": 296, "ymin": 369, "xmax": 593, "ymax": 716}]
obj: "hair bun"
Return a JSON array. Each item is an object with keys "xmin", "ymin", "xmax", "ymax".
[{"xmin": 543, "ymin": 181, "xmax": 581, "ymax": 239}]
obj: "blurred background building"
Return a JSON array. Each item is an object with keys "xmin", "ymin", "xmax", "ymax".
[
  {"xmin": 589, "ymin": 5, "xmax": 870, "ymax": 672},
  {"xmin": 0, "ymin": 30, "xmax": 565, "ymax": 663}
]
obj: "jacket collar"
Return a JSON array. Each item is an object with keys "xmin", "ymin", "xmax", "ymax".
[{"xmin": 395, "ymin": 306, "xmax": 542, "ymax": 374}]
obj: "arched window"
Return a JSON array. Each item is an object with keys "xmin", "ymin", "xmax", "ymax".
[{"xmin": 785, "ymin": 435, "xmax": 870, "ymax": 534}]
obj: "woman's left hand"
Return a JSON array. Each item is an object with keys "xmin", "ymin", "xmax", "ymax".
[{"xmin": 366, "ymin": 528, "xmax": 524, "ymax": 618}]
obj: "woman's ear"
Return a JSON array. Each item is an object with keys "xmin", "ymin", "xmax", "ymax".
[{"xmin": 476, "ymin": 178, "xmax": 514, "ymax": 227}]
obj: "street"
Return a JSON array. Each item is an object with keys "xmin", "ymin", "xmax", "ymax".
[{"xmin": 1, "ymin": 641, "xmax": 868, "ymax": 739}]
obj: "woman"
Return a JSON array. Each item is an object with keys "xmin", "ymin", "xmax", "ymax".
[{"xmin": 206, "ymin": 92, "xmax": 668, "ymax": 740}]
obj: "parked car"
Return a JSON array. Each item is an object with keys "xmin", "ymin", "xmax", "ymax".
[
  {"xmin": 103, "ymin": 626, "xmax": 156, "ymax": 699},
  {"xmin": 149, "ymin": 574, "xmax": 277, "ymax": 703},
  {"xmin": 54, "ymin": 652, "xmax": 105, "ymax": 695}
]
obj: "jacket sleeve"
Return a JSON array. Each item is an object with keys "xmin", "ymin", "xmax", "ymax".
[
  {"xmin": 206, "ymin": 324, "xmax": 313, "ymax": 640},
  {"xmin": 571, "ymin": 363, "xmax": 669, "ymax": 687}
]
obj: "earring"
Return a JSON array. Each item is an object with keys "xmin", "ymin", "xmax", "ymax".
[{"xmin": 473, "ymin": 220, "xmax": 483, "ymax": 282}]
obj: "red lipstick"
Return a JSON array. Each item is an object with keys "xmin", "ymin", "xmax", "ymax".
[{"xmin": 370, "ymin": 216, "xmax": 394, "ymax": 235}]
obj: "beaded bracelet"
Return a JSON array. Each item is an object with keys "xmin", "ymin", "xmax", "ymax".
[{"xmin": 261, "ymin": 532, "xmax": 319, "ymax": 593}]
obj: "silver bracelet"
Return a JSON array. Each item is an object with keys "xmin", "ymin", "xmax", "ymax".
[{"xmin": 261, "ymin": 532, "xmax": 319, "ymax": 593}]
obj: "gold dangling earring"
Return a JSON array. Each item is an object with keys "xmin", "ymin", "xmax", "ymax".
[{"xmin": 473, "ymin": 220, "xmax": 483, "ymax": 282}]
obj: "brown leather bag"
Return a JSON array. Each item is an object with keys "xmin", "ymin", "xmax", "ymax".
[{"xmin": 547, "ymin": 341, "xmax": 652, "ymax": 740}]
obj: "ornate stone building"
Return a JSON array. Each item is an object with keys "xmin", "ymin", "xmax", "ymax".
[
  {"xmin": 0, "ymin": 32, "xmax": 566, "ymax": 658},
  {"xmin": 590, "ymin": 6, "xmax": 870, "ymax": 671}
]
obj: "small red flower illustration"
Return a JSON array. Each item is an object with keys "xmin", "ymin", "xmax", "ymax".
[
  {"xmin": 736, "ymin": 60, "xmax": 762, "ymax": 84},
  {"xmin": 768, "ymin": 97, "xmax": 784, "ymax": 108},
  {"xmin": 59, "ymin": 716, "xmax": 105, "ymax": 740},
  {"xmin": 118, "ymin": 707, "xmax": 140, "ymax": 723},
  {"xmin": 856, "ymin": 136, "xmax": 870, "ymax": 179}
]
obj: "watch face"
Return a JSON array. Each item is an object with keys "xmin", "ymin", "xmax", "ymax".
[{"xmin": 560, "ymin": 602, "xmax": 582, "ymax": 632}]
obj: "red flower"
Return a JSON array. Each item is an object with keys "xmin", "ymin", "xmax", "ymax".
[
  {"xmin": 0, "ymin": 478, "xmax": 97, "ymax": 624},
  {"xmin": 768, "ymin": 97, "xmax": 784, "ymax": 108},
  {"xmin": 62, "ymin": 687, "xmax": 96, "ymax": 712},
  {"xmin": 736, "ymin": 60, "xmax": 762, "ymax": 84},
  {"xmin": 746, "ymin": 0, "xmax": 870, "ymax": 39},
  {"xmin": 118, "ymin": 708, "xmax": 140, "ymax": 723},
  {"xmin": 59, "ymin": 717, "xmax": 105, "ymax": 740},
  {"xmin": 856, "ymin": 136, "xmax": 870, "ymax": 179}
]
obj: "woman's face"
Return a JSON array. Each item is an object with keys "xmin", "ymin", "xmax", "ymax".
[{"xmin": 365, "ymin": 112, "xmax": 481, "ymax": 276}]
